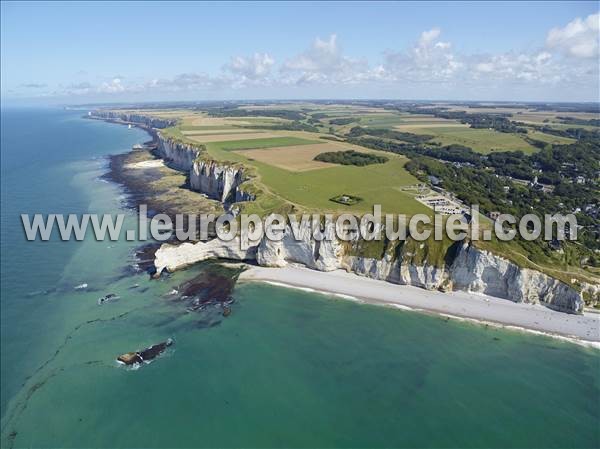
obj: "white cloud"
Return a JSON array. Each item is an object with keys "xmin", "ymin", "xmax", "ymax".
[
  {"xmin": 284, "ymin": 34, "xmax": 339, "ymax": 72},
  {"xmin": 419, "ymin": 28, "xmax": 441, "ymax": 46},
  {"xmin": 59, "ymin": 73, "xmax": 222, "ymax": 97},
  {"xmin": 225, "ymin": 53, "xmax": 274, "ymax": 80},
  {"xmin": 63, "ymin": 81, "xmax": 94, "ymax": 95},
  {"xmin": 98, "ymin": 78, "xmax": 125, "ymax": 93},
  {"xmin": 282, "ymin": 34, "xmax": 371, "ymax": 84},
  {"xmin": 143, "ymin": 72, "xmax": 225, "ymax": 92},
  {"xmin": 434, "ymin": 42, "xmax": 451, "ymax": 50},
  {"xmin": 473, "ymin": 51, "xmax": 558, "ymax": 82},
  {"xmin": 383, "ymin": 28, "xmax": 463, "ymax": 82},
  {"xmin": 546, "ymin": 13, "xmax": 599, "ymax": 58}
]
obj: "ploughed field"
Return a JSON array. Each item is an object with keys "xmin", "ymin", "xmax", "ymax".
[{"xmin": 235, "ymin": 143, "xmax": 343, "ymax": 172}]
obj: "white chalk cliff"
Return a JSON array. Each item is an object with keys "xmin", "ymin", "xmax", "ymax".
[
  {"xmin": 90, "ymin": 110, "xmax": 175, "ymax": 129},
  {"xmin": 154, "ymin": 225, "xmax": 588, "ymax": 314},
  {"xmin": 156, "ymin": 134, "xmax": 255, "ymax": 203}
]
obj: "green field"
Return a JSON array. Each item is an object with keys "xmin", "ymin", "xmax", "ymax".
[
  {"xmin": 534, "ymin": 122, "xmax": 600, "ymax": 132},
  {"xmin": 401, "ymin": 126, "xmax": 538, "ymax": 154},
  {"xmin": 201, "ymin": 136, "xmax": 429, "ymax": 215},
  {"xmin": 526, "ymin": 130, "xmax": 576, "ymax": 145},
  {"xmin": 247, "ymin": 157, "xmax": 427, "ymax": 215},
  {"xmin": 179, "ymin": 125, "xmax": 238, "ymax": 131},
  {"xmin": 252, "ymin": 157, "xmax": 428, "ymax": 215},
  {"xmin": 356, "ymin": 113, "xmax": 409, "ymax": 128}
]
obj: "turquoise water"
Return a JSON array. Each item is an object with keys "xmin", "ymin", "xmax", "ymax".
[{"xmin": 1, "ymin": 109, "xmax": 599, "ymax": 448}]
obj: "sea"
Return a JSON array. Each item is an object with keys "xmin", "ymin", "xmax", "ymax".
[{"xmin": 1, "ymin": 108, "xmax": 599, "ymax": 448}]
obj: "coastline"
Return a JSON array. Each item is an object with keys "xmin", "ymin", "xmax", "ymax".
[
  {"xmin": 92, "ymin": 113, "xmax": 600, "ymax": 348},
  {"xmin": 239, "ymin": 265, "xmax": 600, "ymax": 348}
]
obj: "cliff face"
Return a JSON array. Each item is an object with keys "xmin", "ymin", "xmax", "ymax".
[
  {"xmin": 448, "ymin": 244, "xmax": 584, "ymax": 313},
  {"xmin": 156, "ymin": 135, "xmax": 199, "ymax": 171},
  {"xmin": 190, "ymin": 160, "xmax": 248, "ymax": 203},
  {"xmin": 154, "ymin": 229, "xmax": 587, "ymax": 314},
  {"xmin": 90, "ymin": 111, "xmax": 175, "ymax": 129},
  {"xmin": 155, "ymin": 237, "xmax": 258, "ymax": 270},
  {"xmin": 156, "ymin": 135, "xmax": 255, "ymax": 203},
  {"xmin": 346, "ymin": 255, "xmax": 447, "ymax": 291}
]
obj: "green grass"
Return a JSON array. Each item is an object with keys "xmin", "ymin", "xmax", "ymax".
[
  {"xmin": 403, "ymin": 126, "xmax": 538, "ymax": 154},
  {"xmin": 526, "ymin": 130, "xmax": 576, "ymax": 145},
  {"xmin": 242, "ymin": 155, "xmax": 430, "ymax": 216},
  {"xmin": 534, "ymin": 123, "xmax": 599, "ymax": 132},
  {"xmin": 184, "ymin": 130, "xmax": 272, "ymax": 137},
  {"xmin": 179, "ymin": 125, "xmax": 238, "ymax": 131},
  {"xmin": 160, "ymin": 126, "xmax": 187, "ymax": 141},
  {"xmin": 357, "ymin": 114, "xmax": 409, "ymax": 128}
]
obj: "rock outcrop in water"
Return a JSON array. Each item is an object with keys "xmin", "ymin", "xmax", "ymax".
[{"xmin": 117, "ymin": 338, "xmax": 174, "ymax": 366}]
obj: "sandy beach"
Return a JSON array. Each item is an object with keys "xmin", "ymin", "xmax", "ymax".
[
  {"xmin": 125, "ymin": 159, "xmax": 164, "ymax": 169},
  {"xmin": 239, "ymin": 265, "xmax": 600, "ymax": 347}
]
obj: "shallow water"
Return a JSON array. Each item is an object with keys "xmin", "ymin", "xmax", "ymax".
[{"xmin": 1, "ymin": 109, "xmax": 599, "ymax": 448}]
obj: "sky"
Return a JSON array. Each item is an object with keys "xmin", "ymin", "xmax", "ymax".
[{"xmin": 1, "ymin": 1, "xmax": 599, "ymax": 104}]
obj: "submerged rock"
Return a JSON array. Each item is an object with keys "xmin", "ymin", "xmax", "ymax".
[
  {"xmin": 171, "ymin": 263, "xmax": 242, "ymax": 312},
  {"xmin": 98, "ymin": 293, "xmax": 120, "ymax": 305},
  {"xmin": 117, "ymin": 338, "xmax": 174, "ymax": 366}
]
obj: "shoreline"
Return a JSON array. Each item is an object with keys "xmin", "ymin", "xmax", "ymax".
[
  {"xmin": 239, "ymin": 265, "xmax": 600, "ymax": 348},
  {"xmin": 92, "ymin": 114, "xmax": 600, "ymax": 348}
]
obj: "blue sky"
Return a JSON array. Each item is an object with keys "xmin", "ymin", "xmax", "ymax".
[{"xmin": 1, "ymin": 1, "xmax": 599, "ymax": 104}]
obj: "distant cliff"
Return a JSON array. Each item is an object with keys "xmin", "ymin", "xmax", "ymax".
[
  {"xmin": 89, "ymin": 110, "xmax": 176, "ymax": 129},
  {"xmin": 92, "ymin": 112, "xmax": 256, "ymax": 204}
]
